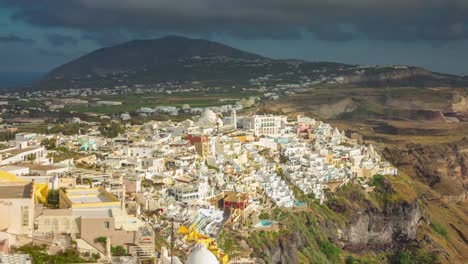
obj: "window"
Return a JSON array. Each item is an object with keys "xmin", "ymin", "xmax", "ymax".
[
  {"xmin": 104, "ymin": 221, "xmax": 110, "ymax": 229},
  {"xmin": 52, "ymin": 219, "xmax": 58, "ymax": 231},
  {"xmin": 21, "ymin": 206, "xmax": 29, "ymax": 226}
]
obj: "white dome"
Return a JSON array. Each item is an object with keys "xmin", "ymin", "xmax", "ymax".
[
  {"xmin": 201, "ymin": 109, "xmax": 217, "ymax": 121},
  {"xmin": 196, "ymin": 109, "xmax": 220, "ymax": 127},
  {"xmin": 187, "ymin": 244, "xmax": 219, "ymax": 264}
]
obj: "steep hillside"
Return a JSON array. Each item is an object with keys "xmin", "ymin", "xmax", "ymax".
[
  {"xmin": 219, "ymin": 175, "xmax": 467, "ymax": 263},
  {"xmin": 383, "ymin": 141, "xmax": 468, "ymax": 202}
]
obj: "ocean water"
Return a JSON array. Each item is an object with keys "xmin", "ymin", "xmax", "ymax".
[{"xmin": 0, "ymin": 72, "xmax": 44, "ymax": 89}]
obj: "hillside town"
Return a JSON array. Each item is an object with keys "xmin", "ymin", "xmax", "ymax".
[{"xmin": 0, "ymin": 110, "xmax": 398, "ymax": 264}]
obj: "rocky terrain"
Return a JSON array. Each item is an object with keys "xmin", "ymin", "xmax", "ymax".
[
  {"xmin": 383, "ymin": 141, "xmax": 468, "ymax": 202},
  {"xmin": 259, "ymin": 85, "xmax": 468, "ymax": 263},
  {"xmin": 226, "ymin": 173, "xmax": 468, "ymax": 263}
]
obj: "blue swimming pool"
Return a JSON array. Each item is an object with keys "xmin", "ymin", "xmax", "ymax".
[{"xmin": 254, "ymin": 219, "xmax": 275, "ymax": 228}]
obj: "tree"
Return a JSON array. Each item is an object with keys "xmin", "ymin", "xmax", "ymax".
[
  {"xmin": 345, "ymin": 256, "xmax": 356, "ymax": 264},
  {"xmin": 26, "ymin": 153, "xmax": 36, "ymax": 161},
  {"xmin": 95, "ymin": 236, "xmax": 107, "ymax": 244},
  {"xmin": 41, "ymin": 138, "xmax": 57, "ymax": 149},
  {"xmin": 46, "ymin": 190, "xmax": 60, "ymax": 208},
  {"xmin": 111, "ymin": 245, "xmax": 127, "ymax": 256},
  {"xmin": 0, "ymin": 131, "xmax": 15, "ymax": 141},
  {"xmin": 99, "ymin": 121, "xmax": 125, "ymax": 138},
  {"xmin": 84, "ymin": 178, "xmax": 93, "ymax": 188}
]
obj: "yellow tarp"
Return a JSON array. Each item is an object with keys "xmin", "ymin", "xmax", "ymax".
[
  {"xmin": 0, "ymin": 171, "xmax": 21, "ymax": 182},
  {"xmin": 0, "ymin": 170, "xmax": 49, "ymax": 204}
]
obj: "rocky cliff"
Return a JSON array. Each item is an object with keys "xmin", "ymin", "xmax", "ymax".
[
  {"xmin": 243, "ymin": 176, "xmax": 430, "ymax": 263},
  {"xmin": 339, "ymin": 199, "xmax": 421, "ymax": 251},
  {"xmin": 383, "ymin": 140, "xmax": 468, "ymax": 201}
]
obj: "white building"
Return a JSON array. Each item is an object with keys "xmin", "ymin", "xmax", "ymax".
[{"xmin": 241, "ymin": 115, "xmax": 286, "ymax": 136}]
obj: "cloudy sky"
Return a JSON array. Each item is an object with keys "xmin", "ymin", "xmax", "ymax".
[{"xmin": 1, "ymin": 0, "xmax": 468, "ymax": 75}]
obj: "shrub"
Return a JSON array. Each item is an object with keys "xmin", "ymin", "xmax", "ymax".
[
  {"xmin": 318, "ymin": 240, "xmax": 340, "ymax": 261},
  {"xmin": 371, "ymin": 174, "xmax": 385, "ymax": 187},
  {"xmin": 92, "ymin": 252, "xmax": 101, "ymax": 260},
  {"xmin": 430, "ymin": 221, "xmax": 448, "ymax": 238},
  {"xmin": 95, "ymin": 236, "xmax": 107, "ymax": 244},
  {"xmin": 395, "ymin": 251, "xmax": 411, "ymax": 264},
  {"xmin": 258, "ymin": 212, "xmax": 270, "ymax": 219},
  {"xmin": 345, "ymin": 255, "xmax": 356, "ymax": 264},
  {"xmin": 111, "ymin": 245, "xmax": 127, "ymax": 256},
  {"xmin": 14, "ymin": 245, "xmax": 91, "ymax": 263},
  {"xmin": 41, "ymin": 138, "xmax": 57, "ymax": 149},
  {"xmin": 46, "ymin": 190, "xmax": 60, "ymax": 208}
]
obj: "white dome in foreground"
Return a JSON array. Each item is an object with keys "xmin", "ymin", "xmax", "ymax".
[
  {"xmin": 196, "ymin": 109, "xmax": 222, "ymax": 127},
  {"xmin": 187, "ymin": 244, "xmax": 219, "ymax": 264}
]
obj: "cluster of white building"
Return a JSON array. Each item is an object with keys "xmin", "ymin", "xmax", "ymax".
[{"xmin": 0, "ymin": 110, "xmax": 399, "ymax": 263}]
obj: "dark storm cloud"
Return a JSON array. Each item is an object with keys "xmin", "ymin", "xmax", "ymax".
[
  {"xmin": 0, "ymin": 34, "xmax": 34, "ymax": 44},
  {"xmin": 2, "ymin": 0, "xmax": 468, "ymax": 43},
  {"xmin": 46, "ymin": 33, "xmax": 79, "ymax": 46},
  {"xmin": 35, "ymin": 48, "xmax": 68, "ymax": 57},
  {"xmin": 82, "ymin": 30, "xmax": 137, "ymax": 46}
]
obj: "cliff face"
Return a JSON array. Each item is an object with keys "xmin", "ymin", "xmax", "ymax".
[
  {"xmin": 342, "ymin": 67, "xmax": 468, "ymax": 87},
  {"xmin": 247, "ymin": 178, "xmax": 424, "ymax": 264},
  {"xmin": 338, "ymin": 199, "xmax": 421, "ymax": 251},
  {"xmin": 383, "ymin": 141, "xmax": 468, "ymax": 201}
]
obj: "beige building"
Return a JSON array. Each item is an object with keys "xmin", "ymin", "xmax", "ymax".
[
  {"xmin": 46, "ymin": 187, "xmax": 156, "ymax": 259},
  {"xmin": 0, "ymin": 182, "xmax": 35, "ymax": 247},
  {"xmin": 34, "ymin": 208, "xmax": 77, "ymax": 236}
]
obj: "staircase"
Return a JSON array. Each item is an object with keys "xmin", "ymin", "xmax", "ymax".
[{"xmin": 132, "ymin": 243, "xmax": 154, "ymax": 260}]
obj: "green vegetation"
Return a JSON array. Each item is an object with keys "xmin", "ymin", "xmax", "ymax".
[
  {"xmin": 0, "ymin": 131, "xmax": 15, "ymax": 141},
  {"xmin": 17, "ymin": 124, "xmax": 49, "ymax": 134},
  {"xmin": 49, "ymin": 123, "xmax": 90, "ymax": 135},
  {"xmin": 99, "ymin": 121, "xmax": 125, "ymax": 138},
  {"xmin": 318, "ymin": 240, "xmax": 340, "ymax": 262},
  {"xmin": 367, "ymin": 174, "xmax": 417, "ymax": 209},
  {"xmin": 26, "ymin": 153, "xmax": 36, "ymax": 161},
  {"xmin": 430, "ymin": 221, "xmax": 448, "ymax": 238},
  {"xmin": 41, "ymin": 138, "xmax": 57, "ymax": 149},
  {"xmin": 217, "ymin": 230, "xmax": 240, "ymax": 257},
  {"xmin": 111, "ymin": 245, "xmax": 127, "ymax": 256},
  {"xmin": 246, "ymin": 210, "xmax": 340, "ymax": 264},
  {"xmin": 95, "ymin": 236, "xmax": 107, "ymax": 244},
  {"xmin": 345, "ymin": 255, "xmax": 358, "ymax": 264},
  {"xmin": 394, "ymin": 251, "xmax": 411, "ymax": 264},
  {"xmin": 64, "ymin": 93, "xmax": 243, "ymax": 114},
  {"xmin": 370, "ymin": 174, "xmax": 384, "ymax": 187},
  {"xmin": 14, "ymin": 244, "xmax": 93, "ymax": 263},
  {"xmin": 48, "ymin": 147, "xmax": 83, "ymax": 162},
  {"xmin": 46, "ymin": 190, "xmax": 60, "ymax": 208},
  {"xmin": 394, "ymin": 250, "xmax": 438, "ymax": 264}
]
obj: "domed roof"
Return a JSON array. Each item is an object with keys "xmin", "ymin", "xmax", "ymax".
[
  {"xmin": 201, "ymin": 109, "xmax": 217, "ymax": 121},
  {"xmin": 187, "ymin": 244, "xmax": 219, "ymax": 264},
  {"xmin": 196, "ymin": 109, "xmax": 220, "ymax": 127}
]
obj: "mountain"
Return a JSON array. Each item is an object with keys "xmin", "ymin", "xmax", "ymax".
[{"xmin": 38, "ymin": 35, "xmax": 468, "ymax": 89}]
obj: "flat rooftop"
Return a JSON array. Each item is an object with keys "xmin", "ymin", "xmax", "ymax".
[
  {"xmin": 1, "ymin": 147, "xmax": 40, "ymax": 156},
  {"xmin": 21, "ymin": 164, "xmax": 65, "ymax": 171},
  {"xmin": 62, "ymin": 188, "xmax": 120, "ymax": 207},
  {"xmin": 0, "ymin": 182, "xmax": 33, "ymax": 199},
  {"xmin": 69, "ymin": 194, "xmax": 113, "ymax": 204},
  {"xmin": 67, "ymin": 188, "xmax": 113, "ymax": 204},
  {"xmin": 73, "ymin": 208, "xmax": 113, "ymax": 218}
]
